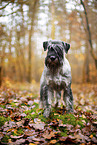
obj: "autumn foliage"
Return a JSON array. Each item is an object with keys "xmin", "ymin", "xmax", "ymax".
[
  {"xmin": 0, "ymin": 0, "xmax": 97, "ymax": 144},
  {"xmin": 0, "ymin": 81, "xmax": 97, "ymax": 144}
]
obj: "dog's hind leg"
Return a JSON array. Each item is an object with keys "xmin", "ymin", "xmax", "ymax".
[
  {"xmin": 55, "ymin": 91, "xmax": 61, "ymax": 107},
  {"xmin": 63, "ymin": 85, "xmax": 73, "ymax": 113}
]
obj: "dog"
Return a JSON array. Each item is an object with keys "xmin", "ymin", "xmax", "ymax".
[{"xmin": 40, "ymin": 40, "xmax": 73, "ymax": 117}]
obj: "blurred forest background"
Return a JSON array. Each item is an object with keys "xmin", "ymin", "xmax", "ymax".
[{"xmin": 0, "ymin": 0, "xmax": 97, "ymax": 86}]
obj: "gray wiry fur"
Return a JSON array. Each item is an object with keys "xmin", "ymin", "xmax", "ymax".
[{"xmin": 40, "ymin": 40, "xmax": 73, "ymax": 117}]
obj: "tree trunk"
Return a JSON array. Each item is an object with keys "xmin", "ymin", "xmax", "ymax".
[
  {"xmin": 83, "ymin": 42, "xmax": 90, "ymax": 83},
  {"xmin": 28, "ymin": 28, "xmax": 32, "ymax": 83},
  {"xmin": 51, "ymin": 0, "xmax": 55, "ymax": 40},
  {"xmin": 0, "ymin": 66, "xmax": 2, "ymax": 87},
  {"xmin": 20, "ymin": 4, "xmax": 27, "ymax": 81},
  {"xmin": 85, "ymin": 46, "xmax": 90, "ymax": 82},
  {"xmin": 15, "ymin": 45, "xmax": 23, "ymax": 82},
  {"xmin": 80, "ymin": 0, "xmax": 97, "ymax": 69},
  {"xmin": 28, "ymin": 0, "xmax": 39, "ymax": 83}
]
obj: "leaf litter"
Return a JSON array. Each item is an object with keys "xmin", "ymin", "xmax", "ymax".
[{"xmin": 0, "ymin": 84, "xmax": 97, "ymax": 144}]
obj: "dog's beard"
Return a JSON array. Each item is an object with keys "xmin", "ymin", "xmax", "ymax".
[{"xmin": 45, "ymin": 56, "xmax": 63, "ymax": 73}]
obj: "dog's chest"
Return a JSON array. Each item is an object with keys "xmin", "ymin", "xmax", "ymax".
[{"xmin": 46, "ymin": 70, "xmax": 65, "ymax": 91}]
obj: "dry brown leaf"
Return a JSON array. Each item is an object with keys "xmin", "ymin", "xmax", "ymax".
[
  {"xmin": 49, "ymin": 139, "xmax": 57, "ymax": 144},
  {"xmin": 43, "ymin": 131, "xmax": 55, "ymax": 139}
]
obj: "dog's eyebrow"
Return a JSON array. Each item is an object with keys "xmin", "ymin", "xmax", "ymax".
[
  {"xmin": 48, "ymin": 44, "xmax": 63, "ymax": 56},
  {"xmin": 54, "ymin": 44, "xmax": 63, "ymax": 51},
  {"xmin": 53, "ymin": 44, "xmax": 63, "ymax": 58}
]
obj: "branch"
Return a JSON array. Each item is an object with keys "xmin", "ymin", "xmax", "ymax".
[
  {"xmin": 0, "ymin": 10, "xmax": 19, "ymax": 17},
  {"xmin": 0, "ymin": 2, "xmax": 10, "ymax": 10}
]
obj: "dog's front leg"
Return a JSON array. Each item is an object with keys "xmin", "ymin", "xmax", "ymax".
[
  {"xmin": 43, "ymin": 89, "xmax": 54, "ymax": 117},
  {"xmin": 48, "ymin": 89, "xmax": 54, "ymax": 107},
  {"xmin": 40, "ymin": 83, "xmax": 48, "ymax": 109},
  {"xmin": 40, "ymin": 84, "xmax": 53, "ymax": 117},
  {"xmin": 63, "ymin": 85, "xmax": 73, "ymax": 113},
  {"xmin": 55, "ymin": 91, "xmax": 61, "ymax": 107}
]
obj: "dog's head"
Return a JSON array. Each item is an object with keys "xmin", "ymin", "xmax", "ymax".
[{"xmin": 43, "ymin": 40, "xmax": 70, "ymax": 70}]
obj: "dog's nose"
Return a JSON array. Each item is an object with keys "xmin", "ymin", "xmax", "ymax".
[{"xmin": 50, "ymin": 56, "xmax": 56, "ymax": 61}]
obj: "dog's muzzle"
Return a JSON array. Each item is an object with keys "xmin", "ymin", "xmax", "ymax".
[
  {"xmin": 45, "ymin": 56, "xmax": 59, "ymax": 69},
  {"xmin": 45, "ymin": 45, "xmax": 63, "ymax": 69}
]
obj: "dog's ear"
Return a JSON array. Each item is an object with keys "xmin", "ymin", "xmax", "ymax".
[
  {"xmin": 62, "ymin": 42, "xmax": 70, "ymax": 53},
  {"xmin": 43, "ymin": 41, "xmax": 48, "ymax": 51}
]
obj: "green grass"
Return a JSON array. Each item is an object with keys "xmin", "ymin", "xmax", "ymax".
[
  {"xmin": 1, "ymin": 135, "xmax": 10, "ymax": 143},
  {"xmin": 26, "ymin": 113, "xmax": 38, "ymax": 120},
  {"xmin": 12, "ymin": 128, "xmax": 24, "ymax": 136},
  {"xmin": 24, "ymin": 102, "xmax": 41, "ymax": 120},
  {"xmin": 60, "ymin": 131, "xmax": 68, "ymax": 137},
  {"xmin": 10, "ymin": 102, "xmax": 17, "ymax": 107},
  {"xmin": 23, "ymin": 103, "xmax": 87, "ymax": 130},
  {"xmin": 0, "ymin": 116, "xmax": 11, "ymax": 127},
  {"xmin": 0, "ymin": 105, "xmax": 6, "ymax": 109}
]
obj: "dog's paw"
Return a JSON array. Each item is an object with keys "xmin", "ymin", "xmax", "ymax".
[
  {"xmin": 43, "ymin": 108, "xmax": 51, "ymax": 118},
  {"xmin": 66, "ymin": 109, "xmax": 74, "ymax": 114},
  {"xmin": 39, "ymin": 101, "xmax": 43, "ymax": 109}
]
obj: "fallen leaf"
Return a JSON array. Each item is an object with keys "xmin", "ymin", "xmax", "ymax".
[
  {"xmin": 91, "ymin": 137, "xmax": 97, "ymax": 143},
  {"xmin": 24, "ymin": 129, "xmax": 35, "ymax": 136},
  {"xmin": 0, "ymin": 132, "xmax": 3, "ymax": 140},
  {"xmin": 43, "ymin": 131, "xmax": 55, "ymax": 139},
  {"xmin": 82, "ymin": 114, "xmax": 86, "ymax": 118},
  {"xmin": 29, "ymin": 143, "xmax": 36, "ymax": 145},
  {"xmin": 92, "ymin": 121, "xmax": 97, "ymax": 126},
  {"xmin": 28, "ymin": 101, "xmax": 33, "ymax": 106},
  {"xmin": 14, "ymin": 138, "xmax": 25, "ymax": 144},
  {"xmin": 21, "ymin": 113, "xmax": 27, "ymax": 117},
  {"xmin": 49, "ymin": 139, "xmax": 57, "ymax": 144},
  {"xmin": 29, "ymin": 122, "xmax": 45, "ymax": 130},
  {"xmin": 16, "ymin": 120, "xmax": 24, "ymax": 127},
  {"xmin": 59, "ymin": 136, "xmax": 76, "ymax": 143},
  {"xmin": 89, "ymin": 134, "xmax": 93, "ymax": 139},
  {"xmin": 24, "ymin": 118, "xmax": 29, "ymax": 126},
  {"xmin": 10, "ymin": 134, "xmax": 24, "ymax": 139}
]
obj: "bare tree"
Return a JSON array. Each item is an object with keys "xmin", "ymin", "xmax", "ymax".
[
  {"xmin": 28, "ymin": 0, "xmax": 39, "ymax": 83},
  {"xmin": 51, "ymin": 0, "xmax": 55, "ymax": 39},
  {"xmin": 80, "ymin": 0, "xmax": 97, "ymax": 69}
]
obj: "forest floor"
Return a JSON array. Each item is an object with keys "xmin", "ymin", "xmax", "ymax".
[{"xmin": 0, "ymin": 80, "xmax": 97, "ymax": 145}]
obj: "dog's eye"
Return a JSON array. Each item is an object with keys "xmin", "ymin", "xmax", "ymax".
[
  {"xmin": 55, "ymin": 47, "xmax": 63, "ymax": 57},
  {"xmin": 48, "ymin": 46, "xmax": 50, "ymax": 50}
]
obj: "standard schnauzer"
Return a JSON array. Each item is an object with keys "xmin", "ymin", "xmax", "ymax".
[{"xmin": 40, "ymin": 40, "xmax": 73, "ymax": 117}]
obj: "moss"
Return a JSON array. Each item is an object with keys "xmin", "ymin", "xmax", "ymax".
[
  {"xmin": 59, "ymin": 125, "xmax": 68, "ymax": 137},
  {"xmin": 54, "ymin": 114, "xmax": 76, "ymax": 126},
  {"xmin": 55, "ymin": 143, "xmax": 60, "ymax": 145},
  {"xmin": 1, "ymin": 135, "xmax": 10, "ymax": 143},
  {"xmin": 91, "ymin": 133, "xmax": 96, "ymax": 137},
  {"xmin": 21, "ymin": 103, "xmax": 26, "ymax": 106},
  {"xmin": 12, "ymin": 128, "xmax": 24, "ymax": 136},
  {"xmin": 0, "ymin": 105, "xmax": 6, "ymax": 109},
  {"xmin": 39, "ymin": 114, "xmax": 48, "ymax": 122},
  {"xmin": 0, "ymin": 116, "xmax": 11, "ymax": 127},
  {"xmin": 60, "ymin": 131, "xmax": 68, "ymax": 137},
  {"xmin": 23, "ymin": 102, "xmax": 40, "ymax": 120},
  {"xmin": 76, "ymin": 120, "xmax": 84, "ymax": 129},
  {"xmin": 10, "ymin": 102, "xmax": 16, "ymax": 107},
  {"xmin": 86, "ymin": 110, "xmax": 93, "ymax": 114},
  {"xmin": 33, "ymin": 102, "xmax": 39, "ymax": 109},
  {"xmin": 24, "ymin": 103, "xmax": 39, "ymax": 114},
  {"xmin": 24, "ymin": 109, "xmax": 33, "ymax": 114},
  {"xmin": 26, "ymin": 113, "xmax": 38, "ymax": 120}
]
